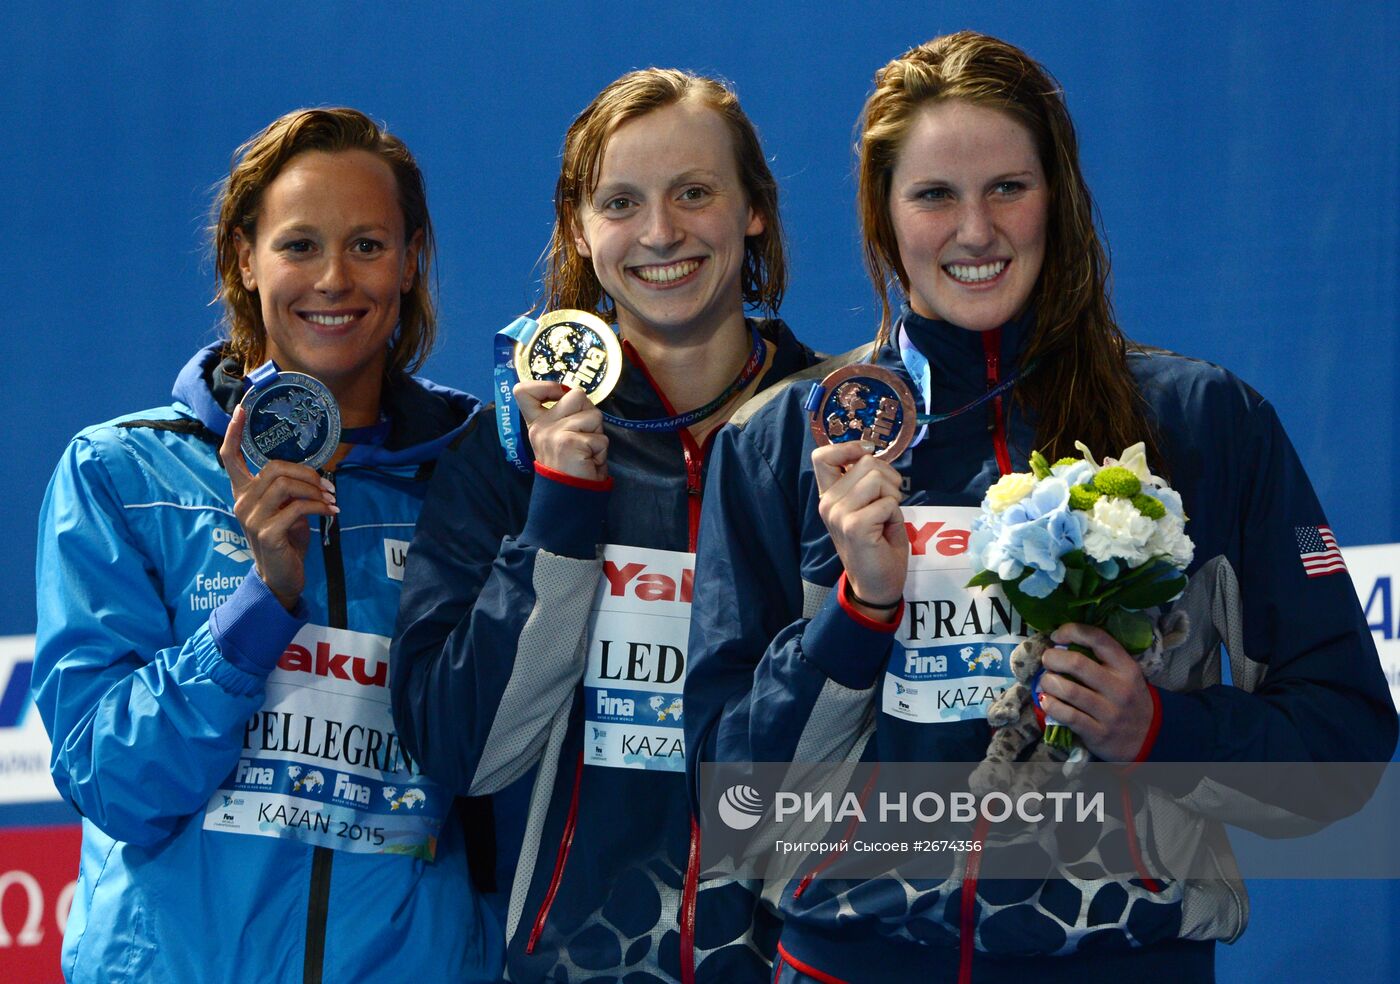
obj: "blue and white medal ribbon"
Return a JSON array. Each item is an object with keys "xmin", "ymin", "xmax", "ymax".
[{"xmin": 494, "ymin": 316, "xmax": 537, "ymax": 474}]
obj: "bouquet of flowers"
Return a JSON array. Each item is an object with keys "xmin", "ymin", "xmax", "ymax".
[{"xmin": 966, "ymin": 442, "xmax": 1194, "ymax": 750}]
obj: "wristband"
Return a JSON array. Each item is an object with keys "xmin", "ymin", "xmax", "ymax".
[{"xmin": 844, "ymin": 578, "xmax": 901, "ymax": 611}]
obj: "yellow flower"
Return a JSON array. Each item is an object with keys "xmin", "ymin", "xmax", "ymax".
[{"xmin": 986, "ymin": 472, "xmax": 1036, "ymax": 513}]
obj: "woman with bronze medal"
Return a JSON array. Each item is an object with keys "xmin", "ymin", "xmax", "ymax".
[
  {"xmin": 391, "ymin": 71, "xmax": 820, "ymax": 982},
  {"xmin": 34, "ymin": 109, "xmax": 502, "ymax": 982},
  {"xmin": 684, "ymin": 32, "xmax": 1395, "ymax": 984}
]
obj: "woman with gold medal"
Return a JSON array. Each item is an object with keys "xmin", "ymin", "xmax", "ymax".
[{"xmin": 391, "ymin": 70, "xmax": 820, "ymax": 982}]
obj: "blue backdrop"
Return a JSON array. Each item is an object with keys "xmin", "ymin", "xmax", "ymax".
[{"xmin": 4, "ymin": 1, "xmax": 1397, "ymax": 980}]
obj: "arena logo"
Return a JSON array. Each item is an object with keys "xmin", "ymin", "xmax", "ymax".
[{"xmin": 212, "ymin": 526, "xmax": 252, "ymax": 564}]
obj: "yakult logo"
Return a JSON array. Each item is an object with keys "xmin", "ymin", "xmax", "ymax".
[
  {"xmin": 604, "ymin": 559, "xmax": 694, "ymax": 603},
  {"xmin": 905, "ymin": 520, "xmax": 969, "ymax": 557},
  {"xmin": 278, "ymin": 640, "xmax": 387, "ymax": 689}
]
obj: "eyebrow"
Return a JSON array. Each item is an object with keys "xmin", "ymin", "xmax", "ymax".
[
  {"xmin": 592, "ymin": 168, "xmax": 725, "ymax": 198},
  {"xmin": 272, "ymin": 222, "xmax": 394, "ymax": 237}
]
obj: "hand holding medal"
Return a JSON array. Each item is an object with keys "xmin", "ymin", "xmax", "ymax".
[
  {"xmin": 495, "ymin": 309, "xmax": 770, "ymax": 474},
  {"xmin": 218, "ymin": 362, "xmax": 342, "ymax": 610}
]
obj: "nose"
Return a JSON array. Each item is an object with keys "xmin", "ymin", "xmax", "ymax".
[
  {"xmin": 955, "ymin": 201, "xmax": 995, "ymax": 253},
  {"xmin": 638, "ymin": 203, "xmax": 682, "ymax": 252},
  {"xmin": 316, "ymin": 251, "xmax": 352, "ymax": 295}
]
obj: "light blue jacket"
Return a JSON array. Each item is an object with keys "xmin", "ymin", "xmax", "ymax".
[{"xmin": 34, "ymin": 344, "xmax": 503, "ymax": 983}]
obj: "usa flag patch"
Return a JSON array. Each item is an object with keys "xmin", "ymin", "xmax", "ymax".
[{"xmin": 1295, "ymin": 525, "xmax": 1346, "ymax": 578}]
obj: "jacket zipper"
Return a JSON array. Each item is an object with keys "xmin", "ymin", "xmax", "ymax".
[
  {"xmin": 626, "ymin": 339, "xmax": 708, "ymax": 983},
  {"xmin": 982, "ymin": 328, "xmax": 1012, "ymax": 476},
  {"xmin": 525, "ymin": 750, "xmax": 584, "ymax": 954},
  {"xmin": 523, "ymin": 341, "xmax": 733, "ymax": 979},
  {"xmin": 675, "ymin": 396, "xmax": 707, "ymax": 984},
  {"xmin": 792, "ymin": 769, "xmax": 880, "ymax": 900},
  {"xmin": 304, "ymin": 472, "xmax": 344, "ymax": 984}
]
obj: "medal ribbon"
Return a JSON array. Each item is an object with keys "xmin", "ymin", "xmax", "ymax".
[
  {"xmin": 802, "ymin": 322, "xmax": 1033, "ymax": 441},
  {"xmin": 895, "ymin": 319, "xmax": 1033, "ymax": 435},
  {"xmin": 494, "ymin": 316, "xmax": 538, "ymax": 474},
  {"xmin": 246, "ymin": 360, "xmax": 281, "ymax": 391},
  {"xmin": 600, "ymin": 320, "xmax": 765, "ymax": 432}
]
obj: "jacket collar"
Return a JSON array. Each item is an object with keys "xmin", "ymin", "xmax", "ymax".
[
  {"xmin": 893, "ymin": 306, "xmax": 1034, "ymax": 405},
  {"xmin": 173, "ymin": 342, "xmax": 479, "ymax": 468}
]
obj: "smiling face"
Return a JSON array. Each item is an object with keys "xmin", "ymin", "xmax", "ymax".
[
  {"xmin": 573, "ymin": 98, "xmax": 764, "ymax": 346},
  {"xmin": 889, "ymin": 100, "xmax": 1048, "ymax": 332},
  {"xmin": 235, "ymin": 149, "xmax": 421, "ymax": 400}
]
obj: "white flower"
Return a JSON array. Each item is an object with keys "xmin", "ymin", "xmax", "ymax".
[
  {"xmin": 985, "ymin": 472, "xmax": 1036, "ymax": 513},
  {"xmin": 1083, "ymin": 496, "xmax": 1156, "ymax": 566},
  {"xmin": 1147, "ymin": 512, "xmax": 1194, "ymax": 569},
  {"xmin": 1074, "ymin": 440, "xmax": 1165, "ymax": 489}
]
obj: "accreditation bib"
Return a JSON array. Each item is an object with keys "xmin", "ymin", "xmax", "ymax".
[
  {"xmin": 885, "ymin": 506, "xmax": 1025, "ymax": 723},
  {"xmin": 581, "ymin": 545, "xmax": 693, "ymax": 771},
  {"xmin": 202, "ymin": 624, "xmax": 451, "ymax": 859}
]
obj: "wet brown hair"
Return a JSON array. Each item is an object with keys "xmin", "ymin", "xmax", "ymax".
[
  {"xmin": 211, "ymin": 107, "xmax": 436, "ymax": 375},
  {"xmin": 543, "ymin": 68, "xmax": 785, "ymax": 319},
  {"xmin": 857, "ymin": 32, "xmax": 1163, "ymax": 469}
]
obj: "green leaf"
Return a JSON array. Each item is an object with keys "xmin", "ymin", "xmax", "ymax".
[
  {"xmin": 1061, "ymin": 549, "xmax": 1087, "ymax": 570},
  {"xmin": 1114, "ymin": 565, "xmax": 1187, "ymax": 610},
  {"xmin": 1080, "ymin": 566, "xmax": 1101, "ymax": 597},
  {"xmin": 1003, "ymin": 577, "xmax": 1071, "ymax": 632},
  {"xmin": 966, "ymin": 569, "xmax": 1001, "ymax": 589},
  {"xmin": 1063, "ymin": 567, "xmax": 1084, "ymax": 594},
  {"xmin": 1106, "ymin": 609, "xmax": 1154, "ymax": 654},
  {"xmin": 1030, "ymin": 449, "xmax": 1052, "ymax": 479}
]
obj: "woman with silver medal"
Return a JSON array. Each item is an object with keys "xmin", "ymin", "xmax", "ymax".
[
  {"xmin": 392, "ymin": 70, "xmax": 821, "ymax": 983},
  {"xmin": 684, "ymin": 32, "xmax": 1395, "ymax": 984},
  {"xmin": 34, "ymin": 108, "xmax": 502, "ymax": 983}
]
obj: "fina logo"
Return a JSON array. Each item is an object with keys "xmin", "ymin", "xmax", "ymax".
[{"xmin": 717, "ymin": 784, "xmax": 765, "ymax": 830}]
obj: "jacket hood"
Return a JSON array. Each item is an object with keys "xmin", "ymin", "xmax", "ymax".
[{"xmin": 173, "ymin": 342, "xmax": 480, "ymax": 469}]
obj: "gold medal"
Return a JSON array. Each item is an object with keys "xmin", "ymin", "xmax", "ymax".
[{"xmin": 514, "ymin": 310, "xmax": 622, "ymax": 405}]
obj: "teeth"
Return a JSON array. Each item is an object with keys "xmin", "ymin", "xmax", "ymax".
[
  {"xmin": 944, "ymin": 261, "xmax": 1007, "ymax": 284},
  {"xmin": 305, "ymin": 313, "xmax": 354, "ymax": 326},
  {"xmin": 634, "ymin": 260, "xmax": 700, "ymax": 284}
]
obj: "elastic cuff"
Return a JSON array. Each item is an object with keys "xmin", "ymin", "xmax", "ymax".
[
  {"xmin": 1146, "ymin": 686, "xmax": 1215, "ymax": 763},
  {"xmin": 520, "ymin": 464, "xmax": 610, "ymax": 558},
  {"xmin": 836, "ymin": 573, "xmax": 904, "ymax": 633},
  {"xmin": 800, "ymin": 576, "xmax": 900, "ymax": 690},
  {"xmin": 533, "ymin": 461, "xmax": 614, "ymax": 492},
  {"xmin": 1119, "ymin": 683, "xmax": 1163, "ymax": 775},
  {"xmin": 209, "ymin": 571, "xmax": 308, "ymax": 677}
]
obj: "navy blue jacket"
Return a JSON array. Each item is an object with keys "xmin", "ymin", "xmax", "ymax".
[
  {"xmin": 684, "ymin": 310, "xmax": 1397, "ymax": 983},
  {"xmin": 392, "ymin": 319, "xmax": 819, "ymax": 983}
]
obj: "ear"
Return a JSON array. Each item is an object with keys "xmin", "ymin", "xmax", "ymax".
[
  {"xmin": 401, "ymin": 228, "xmax": 425, "ymax": 294},
  {"xmin": 572, "ymin": 217, "xmax": 592, "ymax": 259},
  {"xmin": 745, "ymin": 205, "xmax": 765, "ymax": 238},
  {"xmin": 233, "ymin": 228, "xmax": 257, "ymax": 291}
]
